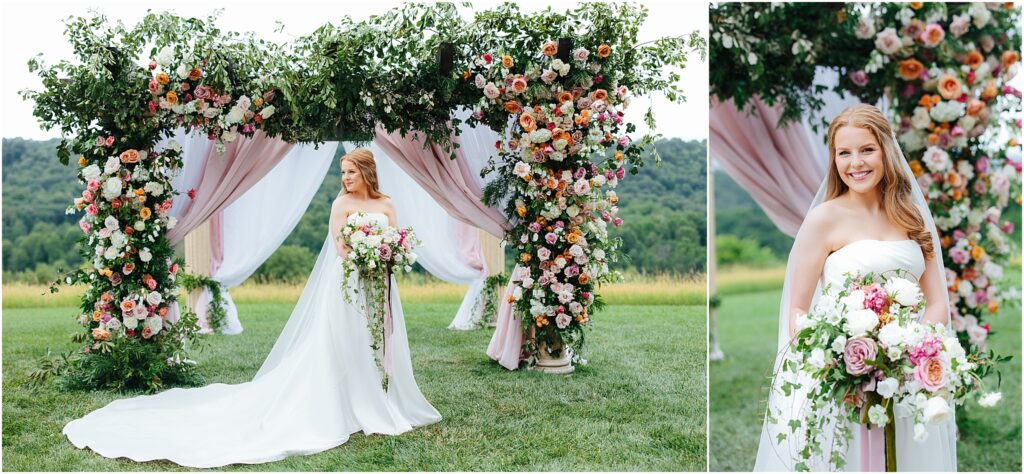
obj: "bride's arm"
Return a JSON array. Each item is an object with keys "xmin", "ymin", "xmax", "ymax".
[
  {"xmin": 329, "ymin": 199, "xmax": 349, "ymax": 258},
  {"xmin": 918, "ymin": 251, "xmax": 949, "ymax": 324},
  {"xmin": 785, "ymin": 206, "xmax": 833, "ymax": 339}
]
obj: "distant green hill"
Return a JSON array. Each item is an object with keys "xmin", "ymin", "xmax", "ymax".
[{"xmin": 2, "ymin": 137, "xmax": 708, "ymax": 282}]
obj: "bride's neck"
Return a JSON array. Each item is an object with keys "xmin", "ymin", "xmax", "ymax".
[
  {"xmin": 845, "ymin": 187, "xmax": 883, "ymax": 212},
  {"xmin": 346, "ymin": 189, "xmax": 371, "ymax": 200}
]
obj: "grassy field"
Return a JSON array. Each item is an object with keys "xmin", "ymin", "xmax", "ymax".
[
  {"xmin": 2, "ymin": 273, "xmax": 706, "ymax": 309},
  {"xmin": 709, "ymin": 268, "xmax": 1022, "ymax": 472},
  {"xmin": 2, "ymin": 299, "xmax": 707, "ymax": 471}
]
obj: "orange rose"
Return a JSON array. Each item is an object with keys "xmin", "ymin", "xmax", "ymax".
[
  {"xmin": 78, "ymin": 156, "xmax": 87, "ymax": 166},
  {"xmin": 937, "ymin": 74, "xmax": 962, "ymax": 100},
  {"xmin": 140, "ymin": 207, "xmax": 152, "ymax": 220},
  {"xmin": 120, "ymin": 300, "xmax": 136, "ymax": 312},
  {"xmin": 909, "ymin": 2, "xmax": 923, "ymax": 8},
  {"xmin": 962, "ymin": 267, "xmax": 979, "ymax": 281},
  {"xmin": 520, "ymin": 252, "xmax": 532, "ymax": 263},
  {"xmin": 964, "ymin": 50, "xmax": 984, "ymax": 70},
  {"xmin": 987, "ymin": 301, "xmax": 1000, "ymax": 313},
  {"xmin": 504, "ymin": 100, "xmax": 522, "ymax": 114},
  {"xmin": 898, "ymin": 59, "xmax": 925, "ymax": 81},
  {"xmin": 516, "ymin": 206, "xmax": 527, "ymax": 217},
  {"xmin": 542, "ymin": 41, "xmax": 558, "ymax": 57},
  {"xmin": 166, "ymin": 91, "xmax": 179, "ymax": 105},
  {"xmin": 907, "ymin": 160, "xmax": 923, "ymax": 177},
  {"xmin": 946, "ymin": 171, "xmax": 963, "ymax": 187},
  {"xmin": 597, "ymin": 43, "xmax": 611, "ymax": 58},
  {"xmin": 501, "ymin": 55, "xmax": 514, "ymax": 68},
  {"xmin": 927, "ymin": 133, "xmax": 939, "ymax": 145},
  {"xmin": 92, "ymin": 311, "xmax": 101, "ymax": 322},
  {"xmin": 982, "ymin": 81, "xmax": 998, "ymax": 100},
  {"xmin": 578, "ymin": 273, "xmax": 590, "ymax": 285},
  {"xmin": 1002, "ymin": 50, "xmax": 1020, "ymax": 70},
  {"xmin": 535, "ymin": 315, "xmax": 549, "ymax": 327},
  {"xmin": 520, "ymin": 113, "xmax": 537, "ymax": 132},
  {"xmin": 591, "ymin": 89, "xmax": 609, "ymax": 101},
  {"xmin": 614, "ymin": 151, "xmax": 623, "ymax": 161},
  {"xmin": 155, "ymin": 72, "xmax": 169, "ymax": 85},
  {"xmin": 971, "ymin": 245, "xmax": 985, "ymax": 260},
  {"xmin": 188, "ymin": 67, "xmax": 202, "ymax": 81},
  {"xmin": 120, "ymin": 149, "xmax": 140, "ymax": 163},
  {"xmin": 92, "ymin": 328, "xmax": 110, "ymax": 341},
  {"xmin": 558, "ymin": 91, "xmax": 574, "ymax": 103},
  {"xmin": 506, "ymin": 295, "xmax": 516, "ymax": 304}
]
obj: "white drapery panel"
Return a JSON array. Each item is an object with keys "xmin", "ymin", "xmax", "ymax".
[
  {"xmin": 194, "ymin": 142, "xmax": 338, "ymax": 334},
  {"xmin": 342, "ymin": 141, "xmax": 489, "ymax": 330}
]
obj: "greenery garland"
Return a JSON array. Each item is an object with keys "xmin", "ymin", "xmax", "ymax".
[
  {"xmin": 473, "ymin": 272, "xmax": 509, "ymax": 328},
  {"xmin": 177, "ymin": 272, "xmax": 229, "ymax": 334}
]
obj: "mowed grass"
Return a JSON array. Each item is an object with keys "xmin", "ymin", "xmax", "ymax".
[
  {"xmin": 709, "ymin": 267, "xmax": 1022, "ymax": 472},
  {"xmin": 2, "ymin": 300, "xmax": 707, "ymax": 471}
]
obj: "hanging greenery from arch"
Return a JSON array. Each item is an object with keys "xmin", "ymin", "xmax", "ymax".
[
  {"xmin": 23, "ymin": 2, "xmax": 705, "ymax": 390},
  {"xmin": 710, "ymin": 2, "xmax": 1021, "ymax": 353}
]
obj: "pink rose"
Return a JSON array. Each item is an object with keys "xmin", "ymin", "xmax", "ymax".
[
  {"xmin": 862, "ymin": 283, "xmax": 888, "ymax": 314},
  {"xmin": 921, "ymin": 23, "xmax": 945, "ymax": 48},
  {"xmin": 908, "ymin": 335, "xmax": 942, "ymax": 365},
  {"xmin": 850, "ymin": 70, "xmax": 869, "ymax": 87},
  {"xmin": 613, "ymin": 217, "xmax": 623, "ymax": 227},
  {"xmin": 528, "ymin": 222, "xmax": 541, "ymax": 233},
  {"xmin": 86, "ymin": 204, "xmax": 99, "ymax": 216},
  {"xmin": 843, "ymin": 337, "xmax": 878, "ymax": 375},
  {"xmin": 79, "ymin": 221, "xmax": 91, "ymax": 234},
  {"xmin": 545, "ymin": 232, "xmax": 558, "ymax": 245},
  {"xmin": 949, "ymin": 247, "xmax": 970, "ymax": 265},
  {"xmin": 378, "ymin": 245, "xmax": 393, "ymax": 261},
  {"xmin": 913, "ymin": 357, "xmax": 946, "ymax": 392},
  {"xmin": 105, "ymin": 136, "xmax": 115, "ymax": 147}
]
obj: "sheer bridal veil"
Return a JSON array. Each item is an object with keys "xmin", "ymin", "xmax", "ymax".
[{"xmin": 752, "ymin": 105, "xmax": 953, "ymax": 471}]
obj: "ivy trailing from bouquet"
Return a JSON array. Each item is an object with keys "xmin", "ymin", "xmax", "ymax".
[
  {"xmin": 710, "ymin": 2, "xmax": 1021, "ymax": 353},
  {"xmin": 23, "ymin": 3, "xmax": 704, "ymax": 388}
]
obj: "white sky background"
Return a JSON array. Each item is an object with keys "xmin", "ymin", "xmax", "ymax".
[{"xmin": 0, "ymin": 0, "xmax": 710, "ymax": 142}]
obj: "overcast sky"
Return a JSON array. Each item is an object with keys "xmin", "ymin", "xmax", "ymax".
[{"xmin": 0, "ymin": 0, "xmax": 709, "ymax": 142}]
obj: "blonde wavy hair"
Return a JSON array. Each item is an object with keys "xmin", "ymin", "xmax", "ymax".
[
  {"xmin": 825, "ymin": 104, "xmax": 935, "ymax": 260},
  {"xmin": 341, "ymin": 148, "xmax": 386, "ymax": 199}
]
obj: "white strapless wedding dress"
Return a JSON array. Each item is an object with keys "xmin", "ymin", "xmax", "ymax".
[
  {"xmin": 754, "ymin": 239, "xmax": 957, "ymax": 471},
  {"xmin": 63, "ymin": 212, "xmax": 441, "ymax": 468}
]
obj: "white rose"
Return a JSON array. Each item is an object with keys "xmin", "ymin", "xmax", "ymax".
[
  {"xmin": 145, "ymin": 316, "xmax": 163, "ymax": 334},
  {"xmin": 104, "ymin": 216, "xmax": 119, "ymax": 230},
  {"xmin": 176, "ymin": 63, "xmax": 189, "ymax": 79},
  {"xmin": 911, "ymin": 106, "xmax": 932, "ymax": 129},
  {"xmin": 155, "ymin": 47, "xmax": 174, "ymax": 67},
  {"xmin": 81, "ymin": 164, "xmax": 102, "ymax": 180},
  {"xmin": 922, "ymin": 397, "xmax": 952, "ymax": 424},
  {"xmin": 877, "ymin": 322, "xmax": 908, "ymax": 349},
  {"xmin": 922, "ymin": 146, "xmax": 952, "ymax": 173},
  {"xmin": 134, "ymin": 220, "xmax": 146, "ymax": 231},
  {"xmin": 104, "ymin": 156, "xmax": 121, "ymax": 174},
  {"xmin": 529, "ymin": 129, "xmax": 552, "ymax": 144},
  {"xmin": 102, "ymin": 177, "xmax": 123, "ymax": 200},
  {"xmin": 841, "ymin": 290, "xmax": 866, "ymax": 311},
  {"xmin": 109, "ymin": 231, "xmax": 127, "ymax": 249},
  {"xmin": 103, "ymin": 247, "xmax": 118, "ymax": 260},
  {"xmin": 166, "ymin": 216, "xmax": 177, "ymax": 230},
  {"xmin": 139, "ymin": 248, "xmax": 153, "ymax": 262},
  {"xmin": 123, "ymin": 316, "xmax": 139, "ymax": 329},
  {"xmin": 260, "ymin": 105, "xmax": 275, "ymax": 119},
  {"xmin": 845, "ymin": 309, "xmax": 879, "ymax": 337},
  {"xmin": 876, "ymin": 377, "xmax": 899, "ymax": 399},
  {"xmin": 203, "ymin": 107, "xmax": 221, "ymax": 118},
  {"xmin": 143, "ymin": 182, "xmax": 165, "ymax": 195},
  {"xmin": 885, "ymin": 277, "xmax": 923, "ymax": 307},
  {"xmin": 225, "ymin": 107, "xmax": 245, "ymax": 125},
  {"xmin": 146, "ymin": 291, "xmax": 163, "ymax": 306},
  {"xmin": 513, "ymin": 161, "xmax": 531, "ymax": 178},
  {"xmin": 474, "ymin": 74, "xmax": 486, "ymax": 88}
]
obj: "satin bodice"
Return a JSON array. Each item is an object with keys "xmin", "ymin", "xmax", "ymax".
[
  {"xmin": 348, "ymin": 212, "xmax": 388, "ymax": 226},
  {"xmin": 821, "ymin": 239, "xmax": 925, "ymax": 288}
]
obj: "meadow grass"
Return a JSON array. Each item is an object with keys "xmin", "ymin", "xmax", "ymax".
[
  {"xmin": 2, "ymin": 272, "xmax": 707, "ymax": 309},
  {"xmin": 2, "ymin": 301, "xmax": 707, "ymax": 471},
  {"xmin": 708, "ymin": 268, "xmax": 1022, "ymax": 472}
]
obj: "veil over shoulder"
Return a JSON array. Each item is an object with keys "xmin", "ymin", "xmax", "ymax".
[
  {"xmin": 63, "ymin": 216, "xmax": 441, "ymax": 468},
  {"xmin": 752, "ymin": 134, "xmax": 956, "ymax": 471}
]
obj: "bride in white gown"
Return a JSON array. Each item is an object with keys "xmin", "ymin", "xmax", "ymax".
[
  {"xmin": 753, "ymin": 104, "xmax": 957, "ymax": 471},
  {"xmin": 63, "ymin": 148, "xmax": 441, "ymax": 468}
]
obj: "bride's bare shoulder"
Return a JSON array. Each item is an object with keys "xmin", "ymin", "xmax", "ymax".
[{"xmin": 800, "ymin": 199, "xmax": 847, "ymax": 241}]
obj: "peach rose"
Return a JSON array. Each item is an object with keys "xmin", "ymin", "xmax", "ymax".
[
  {"xmin": 964, "ymin": 50, "xmax": 984, "ymax": 70},
  {"xmin": 542, "ymin": 41, "xmax": 558, "ymax": 57},
  {"xmin": 92, "ymin": 328, "xmax": 110, "ymax": 341},
  {"xmin": 597, "ymin": 43, "xmax": 611, "ymax": 58},
  {"xmin": 140, "ymin": 207, "xmax": 152, "ymax": 220},
  {"xmin": 155, "ymin": 72, "xmax": 170, "ymax": 85},
  {"xmin": 519, "ymin": 113, "xmax": 537, "ymax": 132},
  {"xmin": 504, "ymin": 100, "xmax": 522, "ymax": 114},
  {"xmin": 166, "ymin": 91, "xmax": 179, "ymax": 105},
  {"xmin": 938, "ymin": 74, "xmax": 962, "ymax": 100},
  {"xmin": 982, "ymin": 81, "xmax": 998, "ymax": 100},
  {"xmin": 119, "ymin": 149, "xmax": 140, "ymax": 164},
  {"xmin": 591, "ymin": 89, "xmax": 609, "ymax": 101},
  {"xmin": 188, "ymin": 67, "xmax": 202, "ymax": 81},
  {"xmin": 914, "ymin": 358, "xmax": 946, "ymax": 392},
  {"xmin": 120, "ymin": 300, "xmax": 136, "ymax": 312},
  {"xmin": 501, "ymin": 55, "xmax": 514, "ymax": 69},
  {"xmin": 578, "ymin": 273, "xmax": 590, "ymax": 284},
  {"xmin": 966, "ymin": 99, "xmax": 986, "ymax": 116},
  {"xmin": 898, "ymin": 59, "xmax": 926, "ymax": 81},
  {"xmin": 1002, "ymin": 50, "xmax": 1020, "ymax": 70}
]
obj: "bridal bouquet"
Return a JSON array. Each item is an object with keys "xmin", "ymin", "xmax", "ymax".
[
  {"xmin": 776, "ymin": 271, "xmax": 1004, "ymax": 471},
  {"xmin": 338, "ymin": 213, "xmax": 420, "ymax": 390}
]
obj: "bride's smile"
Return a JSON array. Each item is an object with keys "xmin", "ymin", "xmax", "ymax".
[{"xmin": 833, "ymin": 125, "xmax": 884, "ymax": 194}]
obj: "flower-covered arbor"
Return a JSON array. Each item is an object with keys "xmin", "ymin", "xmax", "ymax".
[{"xmin": 24, "ymin": 2, "xmax": 705, "ymax": 390}]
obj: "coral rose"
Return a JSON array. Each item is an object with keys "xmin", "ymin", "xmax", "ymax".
[
  {"xmin": 937, "ymin": 74, "xmax": 962, "ymax": 100},
  {"xmin": 542, "ymin": 41, "xmax": 558, "ymax": 57},
  {"xmin": 519, "ymin": 113, "xmax": 537, "ymax": 132},
  {"xmin": 591, "ymin": 89, "xmax": 609, "ymax": 101},
  {"xmin": 119, "ymin": 149, "xmax": 140, "ymax": 164},
  {"xmin": 898, "ymin": 59, "xmax": 925, "ymax": 80},
  {"xmin": 597, "ymin": 43, "xmax": 611, "ymax": 58},
  {"xmin": 964, "ymin": 50, "xmax": 984, "ymax": 69},
  {"xmin": 1002, "ymin": 50, "xmax": 1020, "ymax": 70}
]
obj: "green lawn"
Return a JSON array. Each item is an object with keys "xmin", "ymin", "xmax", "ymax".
[
  {"xmin": 709, "ymin": 271, "xmax": 1022, "ymax": 471},
  {"xmin": 3, "ymin": 303, "xmax": 706, "ymax": 471}
]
